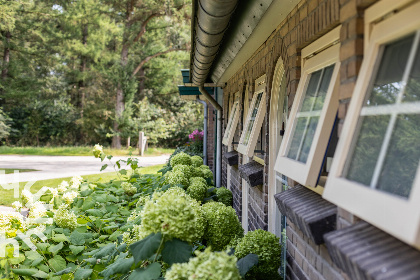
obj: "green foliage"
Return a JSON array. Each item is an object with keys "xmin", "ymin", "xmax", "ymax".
[
  {"xmin": 166, "ymin": 248, "xmax": 242, "ymax": 280},
  {"xmin": 235, "ymin": 229, "xmax": 282, "ymax": 280},
  {"xmin": 0, "ymin": 109, "xmax": 10, "ymax": 140},
  {"xmin": 165, "ymin": 170, "xmax": 189, "ymax": 186},
  {"xmin": 191, "ymin": 155, "xmax": 204, "ymax": 167},
  {"xmin": 202, "ymin": 202, "xmax": 244, "ymax": 251},
  {"xmin": 170, "ymin": 152, "xmax": 192, "ymax": 167},
  {"xmin": 186, "ymin": 181, "xmax": 207, "ymax": 203},
  {"xmin": 139, "ymin": 187, "xmax": 205, "ymax": 243},
  {"xmin": 216, "ymin": 187, "xmax": 233, "ymax": 207}
]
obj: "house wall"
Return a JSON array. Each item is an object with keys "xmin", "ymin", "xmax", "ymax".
[{"xmin": 221, "ymin": 0, "xmax": 381, "ymax": 279}]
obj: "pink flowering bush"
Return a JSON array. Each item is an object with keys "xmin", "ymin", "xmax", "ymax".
[{"xmin": 189, "ymin": 129, "xmax": 204, "ymax": 141}]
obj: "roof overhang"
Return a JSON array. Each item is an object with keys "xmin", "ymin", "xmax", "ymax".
[{"xmin": 190, "ymin": 0, "xmax": 300, "ymax": 86}]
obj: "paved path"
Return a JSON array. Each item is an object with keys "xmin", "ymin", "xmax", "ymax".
[{"xmin": 0, "ymin": 155, "xmax": 169, "ymax": 184}]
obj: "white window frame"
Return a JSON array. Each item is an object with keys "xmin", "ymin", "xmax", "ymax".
[
  {"xmin": 223, "ymin": 98, "xmax": 240, "ymax": 146},
  {"xmin": 274, "ymin": 27, "xmax": 341, "ymax": 189},
  {"xmin": 237, "ymin": 75, "xmax": 267, "ymax": 157},
  {"xmin": 268, "ymin": 57, "xmax": 288, "ymax": 236},
  {"xmin": 323, "ymin": 1, "xmax": 420, "ymax": 249}
]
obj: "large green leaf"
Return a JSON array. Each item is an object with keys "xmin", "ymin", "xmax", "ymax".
[
  {"xmin": 237, "ymin": 253, "xmax": 259, "ymax": 278},
  {"xmin": 52, "ymin": 234, "xmax": 69, "ymax": 243},
  {"xmin": 69, "ymin": 245, "xmax": 85, "ymax": 255},
  {"xmin": 129, "ymin": 232, "xmax": 162, "ymax": 264},
  {"xmin": 12, "ymin": 268, "xmax": 48, "ymax": 278},
  {"xmin": 48, "ymin": 255, "xmax": 67, "ymax": 272},
  {"xmin": 86, "ymin": 209, "xmax": 103, "ymax": 217},
  {"xmin": 70, "ymin": 231, "xmax": 92, "ymax": 245},
  {"xmin": 161, "ymin": 238, "xmax": 192, "ymax": 265},
  {"xmin": 94, "ymin": 243, "xmax": 115, "ymax": 259},
  {"xmin": 74, "ymin": 268, "xmax": 93, "ymax": 280},
  {"xmin": 48, "ymin": 242, "xmax": 64, "ymax": 255},
  {"xmin": 100, "ymin": 257, "xmax": 134, "ymax": 277},
  {"xmin": 128, "ymin": 262, "xmax": 161, "ymax": 280}
]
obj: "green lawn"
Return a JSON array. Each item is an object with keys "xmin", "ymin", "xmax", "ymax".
[
  {"xmin": 0, "ymin": 146, "xmax": 174, "ymax": 157},
  {"xmin": 0, "ymin": 164, "xmax": 164, "ymax": 207},
  {"xmin": 0, "ymin": 168, "xmax": 38, "ymax": 174}
]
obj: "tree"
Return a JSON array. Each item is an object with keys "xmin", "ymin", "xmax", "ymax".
[{"xmin": 103, "ymin": 0, "xmax": 191, "ymax": 148}]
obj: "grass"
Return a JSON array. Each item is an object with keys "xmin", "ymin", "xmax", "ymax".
[
  {"xmin": 0, "ymin": 164, "xmax": 165, "ymax": 207},
  {"xmin": 0, "ymin": 146, "xmax": 175, "ymax": 157},
  {"xmin": 0, "ymin": 168, "xmax": 38, "ymax": 174}
]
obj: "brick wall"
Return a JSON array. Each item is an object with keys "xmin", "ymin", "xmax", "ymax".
[{"xmin": 218, "ymin": 0, "xmax": 383, "ymax": 278}]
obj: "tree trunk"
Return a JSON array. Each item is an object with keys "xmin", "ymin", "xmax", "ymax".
[
  {"xmin": 78, "ymin": 24, "xmax": 88, "ymax": 118},
  {"xmin": 138, "ymin": 67, "xmax": 145, "ymax": 101},
  {"xmin": 111, "ymin": 40, "xmax": 129, "ymax": 148},
  {"xmin": 1, "ymin": 31, "xmax": 11, "ymax": 103}
]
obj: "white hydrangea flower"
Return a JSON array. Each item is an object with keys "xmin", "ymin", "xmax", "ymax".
[
  {"xmin": 70, "ymin": 175, "xmax": 83, "ymax": 189},
  {"xmin": 121, "ymin": 182, "xmax": 137, "ymax": 195},
  {"xmin": 12, "ymin": 201, "xmax": 23, "ymax": 212},
  {"xmin": 93, "ymin": 144, "xmax": 103, "ymax": 158},
  {"xmin": 63, "ymin": 191, "xmax": 79, "ymax": 205},
  {"xmin": 28, "ymin": 201, "xmax": 47, "ymax": 221},
  {"xmin": 58, "ymin": 180, "xmax": 69, "ymax": 192},
  {"xmin": 21, "ymin": 189, "xmax": 34, "ymax": 207},
  {"xmin": 127, "ymin": 211, "xmax": 141, "ymax": 223},
  {"xmin": 0, "ymin": 211, "xmax": 26, "ymax": 237}
]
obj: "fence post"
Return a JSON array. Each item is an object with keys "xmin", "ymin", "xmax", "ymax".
[{"xmin": 139, "ymin": 132, "xmax": 144, "ymax": 156}]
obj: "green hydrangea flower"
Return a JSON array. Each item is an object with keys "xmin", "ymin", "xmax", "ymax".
[
  {"xmin": 202, "ymin": 202, "xmax": 243, "ymax": 251},
  {"xmin": 216, "ymin": 187, "xmax": 233, "ymax": 207},
  {"xmin": 172, "ymin": 164, "xmax": 194, "ymax": 179},
  {"xmin": 235, "ymin": 229, "xmax": 282, "ymax": 280},
  {"xmin": 121, "ymin": 182, "xmax": 137, "ymax": 195},
  {"xmin": 54, "ymin": 204, "xmax": 78, "ymax": 230},
  {"xmin": 189, "ymin": 177, "xmax": 207, "ymax": 186},
  {"xmin": 170, "ymin": 152, "xmax": 192, "ymax": 167},
  {"xmin": 165, "ymin": 170, "xmax": 189, "ymax": 186},
  {"xmin": 166, "ymin": 248, "xmax": 241, "ymax": 280},
  {"xmin": 140, "ymin": 187, "xmax": 205, "ymax": 243},
  {"xmin": 201, "ymin": 168, "xmax": 213, "ymax": 180},
  {"xmin": 191, "ymin": 167, "xmax": 204, "ymax": 178},
  {"xmin": 191, "ymin": 155, "xmax": 204, "ymax": 167},
  {"xmin": 186, "ymin": 181, "xmax": 207, "ymax": 203}
]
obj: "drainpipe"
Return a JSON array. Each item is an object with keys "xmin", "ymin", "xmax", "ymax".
[
  {"xmin": 199, "ymin": 85, "xmax": 222, "ymax": 188},
  {"xmin": 196, "ymin": 97, "xmax": 208, "ymax": 166}
]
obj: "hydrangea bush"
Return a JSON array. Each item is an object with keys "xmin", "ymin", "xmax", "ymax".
[
  {"xmin": 235, "ymin": 229, "xmax": 282, "ymax": 280},
  {"xmin": 0, "ymin": 145, "xmax": 281, "ymax": 279}
]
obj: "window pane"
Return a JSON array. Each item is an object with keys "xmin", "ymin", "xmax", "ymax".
[
  {"xmin": 403, "ymin": 41, "xmax": 420, "ymax": 102},
  {"xmin": 286, "ymin": 64, "xmax": 334, "ymax": 163},
  {"xmin": 345, "ymin": 115, "xmax": 390, "ymax": 185},
  {"xmin": 313, "ymin": 65, "xmax": 334, "ymax": 111},
  {"xmin": 301, "ymin": 70, "xmax": 322, "ymax": 112},
  {"xmin": 297, "ymin": 117, "xmax": 319, "ymax": 163},
  {"xmin": 243, "ymin": 92, "xmax": 263, "ymax": 145},
  {"xmin": 287, "ymin": 117, "xmax": 306, "ymax": 160},
  {"xmin": 226, "ymin": 104, "xmax": 237, "ymax": 135},
  {"xmin": 377, "ymin": 114, "xmax": 420, "ymax": 198},
  {"xmin": 366, "ymin": 35, "xmax": 414, "ymax": 106}
]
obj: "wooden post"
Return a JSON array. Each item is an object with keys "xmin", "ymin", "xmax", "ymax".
[
  {"xmin": 139, "ymin": 132, "xmax": 145, "ymax": 156},
  {"xmin": 127, "ymin": 136, "xmax": 131, "ymax": 148}
]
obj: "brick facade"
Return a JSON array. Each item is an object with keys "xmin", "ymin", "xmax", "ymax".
[{"xmin": 219, "ymin": 0, "xmax": 383, "ymax": 278}]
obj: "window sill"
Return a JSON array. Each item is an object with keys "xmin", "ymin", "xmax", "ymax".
[
  {"xmin": 223, "ymin": 151, "xmax": 239, "ymax": 166},
  {"xmin": 324, "ymin": 221, "xmax": 420, "ymax": 280},
  {"xmin": 238, "ymin": 160, "xmax": 264, "ymax": 187},
  {"xmin": 274, "ymin": 185, "xmax": 337, "ymax": 245}
]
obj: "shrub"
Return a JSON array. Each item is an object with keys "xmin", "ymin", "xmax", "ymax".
[
  {"xmin": 235, "ymin": 229, "xmax": 282, "ymax": 280},
  {"xmin": 216, "ymin": 187, "xmax": 233, "ymax": 207},
  {"xmin": 165, "ymin": 170, "xmax": 189, "ymax": 186},
  {"xmin": 170, "ymin": 152, "xmax": 192, "ymax": 167},
  {"xmin": 187, "ymin": 181, "xmax": 207, "ymax": 203},
  {"xmin": 189, "ymin": 177, "xmax": 207, "ymax": 186},
  {"xmin": 191, "ymin": 155, "xmax": 204, "ymax": 167},
  {"xmin": 172, "ymin": 164, "xmax": 194, "ymax": 179},
  {"xmin": 140, "ymin": 187, "xmax": 205, "ymax": 243},
  {"xmin": 202, "ymin": 202, "xmax": 243, "ymax": 251},
  {"xmin": 166, "ymin": 248, "xmax": 241, "ymax": 280}
]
